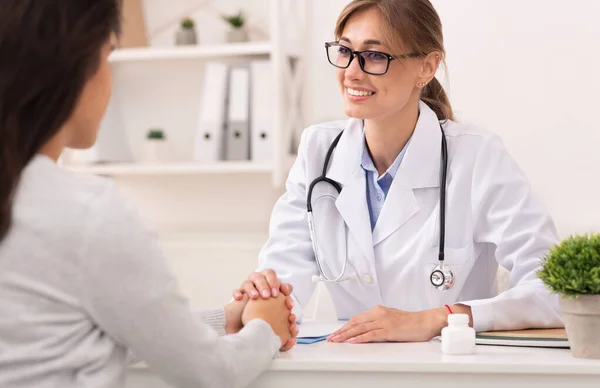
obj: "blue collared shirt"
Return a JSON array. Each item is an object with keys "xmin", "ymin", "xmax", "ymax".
[{"xmin": 360, "ymin": 135, "xmax": 410, "ymax": 231}]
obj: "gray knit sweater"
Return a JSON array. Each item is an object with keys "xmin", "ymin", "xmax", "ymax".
[{"xmin": 0, "ymin": 155, "xmax": 280, "ymax": 388}]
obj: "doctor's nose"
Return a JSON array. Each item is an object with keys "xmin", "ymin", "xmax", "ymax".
[{"xmin": 344, "ymin": 55, "xmax": 365, "ymax": 81}]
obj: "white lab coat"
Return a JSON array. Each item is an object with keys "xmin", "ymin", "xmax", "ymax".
[{"xmin": 258, "ymin": 101, "xmax": 563, "ymax": 332}]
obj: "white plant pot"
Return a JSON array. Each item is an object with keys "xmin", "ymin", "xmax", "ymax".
[
  {"xmin": 559, "ymin": 294, "xmax": 600, "ymax": 359},
  {"xmin": 142, "ymin": 139, "xmax": 169, "ymax": 163},
  {"xmin": 226, "ymin": 29, "xmax": 248, "ymax": 43},
  {"xmin": 176, "ymin": 29, "xmax": 197, "ymax": 45}
]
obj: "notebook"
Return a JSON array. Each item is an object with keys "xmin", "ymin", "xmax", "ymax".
[
  {"xmin": 297, "ymin": 322, "xmax": 345, "ymax": 344},
  {"xmin": 475, "ymin": 328, "xmax": 569, "ymax": 348}
]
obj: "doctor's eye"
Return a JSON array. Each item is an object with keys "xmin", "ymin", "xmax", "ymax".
[
  {"xmin": 363, "ymin": 51, "xmax": 387, "ymax": 63},
  {"xmin": 337, "ymin": 45, "xmax": 352, "ymax": 56}
]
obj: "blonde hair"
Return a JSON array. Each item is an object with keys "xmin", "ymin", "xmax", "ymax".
[{"xmin": 334, "ymin": 0, "xmax": 454, "ymax": 121}]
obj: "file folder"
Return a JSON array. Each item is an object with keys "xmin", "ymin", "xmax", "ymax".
[
  {"xmin": 194, "ymin": 62, "xmax": 229, "ymax": 163},
  {"xmin": 250, "ymin": 60, "xmax": 274, "ymax": 164},
  {"xmin": 224, "ymin": 64, "xmax": 250, "ymax": 161}
]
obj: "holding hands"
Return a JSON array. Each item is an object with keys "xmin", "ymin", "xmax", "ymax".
[{"xmin": 226, "ymin": 269, "xmax": 298, "ymax": 351}]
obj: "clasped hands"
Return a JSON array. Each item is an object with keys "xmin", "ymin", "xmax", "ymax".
[
  {"xmin": 225, "ymin": 269, "xmax": 299, "ymax": 351},
  {"xmin": 231, "ymin": 269, "xmax": 472, "ymax": 345}
]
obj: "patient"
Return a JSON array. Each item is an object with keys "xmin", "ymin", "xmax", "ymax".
[{"xmin": 0, "ymin": 1, "xmax": 296, "ymax": 388}]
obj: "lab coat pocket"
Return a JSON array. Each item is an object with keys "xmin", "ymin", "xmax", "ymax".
[{"xmin": 423, "ymin": 243, "xmax": 474, "ymax": 308}]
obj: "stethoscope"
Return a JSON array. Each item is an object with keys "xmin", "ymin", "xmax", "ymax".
[{"xmin": 307, "ymin": 121, "xmax": 455, "ymax": 292}]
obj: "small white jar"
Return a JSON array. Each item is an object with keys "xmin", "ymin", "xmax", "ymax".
[{"xmin": 441, "ymin": 314, "xmax": 476, "ymax": 355}]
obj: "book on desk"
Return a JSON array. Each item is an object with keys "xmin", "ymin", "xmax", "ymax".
[{"xmin": 476, "ymin": 328, "xmax": 569, "ymax": 348}]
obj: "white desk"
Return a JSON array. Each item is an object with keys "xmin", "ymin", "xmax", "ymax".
[{"xmin": 127, "ymin": 340, "xmax": 600, "ymax": 388}]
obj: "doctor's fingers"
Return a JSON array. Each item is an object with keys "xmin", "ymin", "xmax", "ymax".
[
  {"xmin": 347, "ymin": 329, "xmax": 388, "ymax": 344},
  {"xmin": 328, "ymin": 321, "xmax": 383, "ymax": 343},
  {"xmin": 239, "ymin": 280, "xmax": 262, "ymax": 299},
  {"xmin": 260, "ymin": 269, "xmax": 284, "ymax": 297},
  {"xmin": 248, "ymin": 272, "xmax": 278, "ymax": 298}
]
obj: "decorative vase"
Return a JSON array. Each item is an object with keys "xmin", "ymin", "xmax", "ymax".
[
  {"xmin": 176, "ymin": 28, "xmax": 197, "ymax": 45},
  {"xmin": 559, "ymin": 295, "xmax": 600, "ymax": 359},
  {"xmin": 226, "ymin": 28, "xmax": 248, "ymax": 43}
]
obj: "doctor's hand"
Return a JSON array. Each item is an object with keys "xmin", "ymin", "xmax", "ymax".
[
  {"xmin": 242, "ymin": 294, "xmax": 299, "ymax": 351},
  {"xmin": 233, "ymin": 269, "xmax": 293, "ymax": 301},
  {"xmin": 327, "ymin": 305, "xmax": 454, "ymax": 344}
]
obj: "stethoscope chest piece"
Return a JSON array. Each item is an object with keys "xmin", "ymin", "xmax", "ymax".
[{"xmin": 430, "ymin": 262, "xmax": 455, "ymax": 292}]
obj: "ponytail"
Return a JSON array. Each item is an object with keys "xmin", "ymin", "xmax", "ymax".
[{"xmin": 421, "ymin": 77, "xmax": 454, "ymax": 121}]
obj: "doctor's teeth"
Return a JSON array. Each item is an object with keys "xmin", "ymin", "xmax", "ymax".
[{"xmin": 347, "ymin": 88, "xmax": 374, "ymax": 96}]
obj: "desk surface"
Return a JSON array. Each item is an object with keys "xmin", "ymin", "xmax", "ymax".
[
  {"xmin": 127, "ymin": 340, "xmax": 600, "ymax": 388},
  {"xmin": 271, "ymin": 340, "xmax": 600, "ymax": 375}
]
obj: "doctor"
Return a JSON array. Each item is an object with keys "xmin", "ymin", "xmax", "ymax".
[{"xmin": 234, "ymin": 0, "xmax": 563, "ymax": 343}]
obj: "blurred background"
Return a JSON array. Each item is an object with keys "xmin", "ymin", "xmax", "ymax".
[{"xmin": 61, "ymin": 0, "xmax": 600, "ymax": 311}]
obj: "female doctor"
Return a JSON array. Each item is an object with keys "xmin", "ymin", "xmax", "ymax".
[{"xmin": 234, "ymin": 0, "xmax": 563, "ymax": 343}]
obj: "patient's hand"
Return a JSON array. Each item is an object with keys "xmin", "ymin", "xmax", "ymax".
[
  {"xmin": 242, "ymin": 294, "xmax": 298, "ymax": 351},
  {"xmin": 224, "ymin": 294, "xmax": 249, "ymax": 334}
]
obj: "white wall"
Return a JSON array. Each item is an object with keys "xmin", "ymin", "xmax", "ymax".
[{"xmin": 116, "ymin": 0, "xmax": 600, "ymax": 307}]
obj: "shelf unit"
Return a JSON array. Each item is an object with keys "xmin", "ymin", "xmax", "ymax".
[
  {"xmin": 107, "ymin": 42, "xmax": 301, "ymax": 63},
  {"xmin": 66, "ymin": 162, "xmax": 272, "ymax": 176},
  {"xmin": 63, "ymin": 0, "xmax": 308, "ymax": 186}
]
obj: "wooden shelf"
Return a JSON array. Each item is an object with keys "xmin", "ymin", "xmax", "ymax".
[
  {"xmin": 65, "ymin": 162, "xmax": 274, "ymax": 176},
  {"xmin": 108, "ymin": 42, "xmax": 299, "ymax": 63}
]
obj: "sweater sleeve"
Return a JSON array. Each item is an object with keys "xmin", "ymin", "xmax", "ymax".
[
  {"xmin": 77, "ymin": 186, "xmax": 281, "ymax": 388},
  {"xmin": 195, "ymin": 309, "xmax": 227, "ymax": 336}
]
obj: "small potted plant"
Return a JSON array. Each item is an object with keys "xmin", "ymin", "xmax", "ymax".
[
  {"xmin": 176, "ymin": 17, "xmax": 197, "ymax": 45},
  {"xmin": 143, "ymin": 128, "xmax": 168, "ymax": 163},
  {"xmin": 221, "ymin": 11, "xmax": 247, "ymax": 43},
  {"xmin": 538, "ymin": 234, "xmax": 600, "ymax": 359}
]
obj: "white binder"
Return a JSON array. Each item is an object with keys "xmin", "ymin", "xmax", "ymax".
[
  {"xmin": 225, "ymin": 65, "xmax": 250, "ymax": 161},
  {"xmin": 250, "ymin": 60, "xmax": 274, "ymax": 164},
  {"xmin": 194, "ymin": 62, "xmax": 229, "ymax": 163}
]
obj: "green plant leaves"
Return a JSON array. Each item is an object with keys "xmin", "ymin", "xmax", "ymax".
[
  {"xmin": 537, "ymin": 234, "xmax": 600, "ymax": 297},
  {"xmin": 221, "ymin": 11, "xmax": 244, "ymax": 28}
]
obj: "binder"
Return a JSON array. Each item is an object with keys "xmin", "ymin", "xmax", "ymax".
[
  {"xmin": 250, "ymin": 60, "xmax": 274, "ymax": 164},
  {"xmin": 224, "ymin": 64, "xmax": 250, "ymax": 161},
  {"xmin": 194, "ymin": 62, "xmax": 229, "ymax": 163}
]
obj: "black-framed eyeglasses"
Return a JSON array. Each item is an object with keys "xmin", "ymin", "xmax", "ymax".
[{"xmin": 325, "ymin": 41, "xmax": 423, "ymax": 75}]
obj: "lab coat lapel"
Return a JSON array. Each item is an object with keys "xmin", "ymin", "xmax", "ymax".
[
  {"xmin": 335, "ymin": 168, "xmax": 375, "ymax": 264},
  {"xmin": 372, "ymin": 184, "xmax": 418, "ymax": 246},
  {"xmin": 372, "ymin": 102, "xmax": 442, "ymax": 246},
  {"xmin": 327, "ymin": 119, "xmax": 376, "ymax": 264}
]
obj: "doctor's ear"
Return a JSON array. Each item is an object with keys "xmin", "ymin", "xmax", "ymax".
[{"xmin": 417, "ymin": 52, "xmax": 441, "ymax": 87}]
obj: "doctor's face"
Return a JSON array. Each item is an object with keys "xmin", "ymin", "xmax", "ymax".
[{"xmin": 335, "ymin": 7, "xmax": 423, "ymax": 121}]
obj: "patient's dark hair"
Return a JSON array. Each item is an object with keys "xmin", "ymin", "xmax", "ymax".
[{"xmin": 0, "ymin": 0, "xmax": 121, "ymax": 241}]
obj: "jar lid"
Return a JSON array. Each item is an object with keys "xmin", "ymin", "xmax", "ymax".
[{"xmin": 448, "ymin": 313, "xmax": 469, "ymax": 325}]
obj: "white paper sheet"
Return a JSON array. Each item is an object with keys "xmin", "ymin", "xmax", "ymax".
[{"xmin": 298, "ymin": 322, "xmax": 346, "ymax": 338}]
